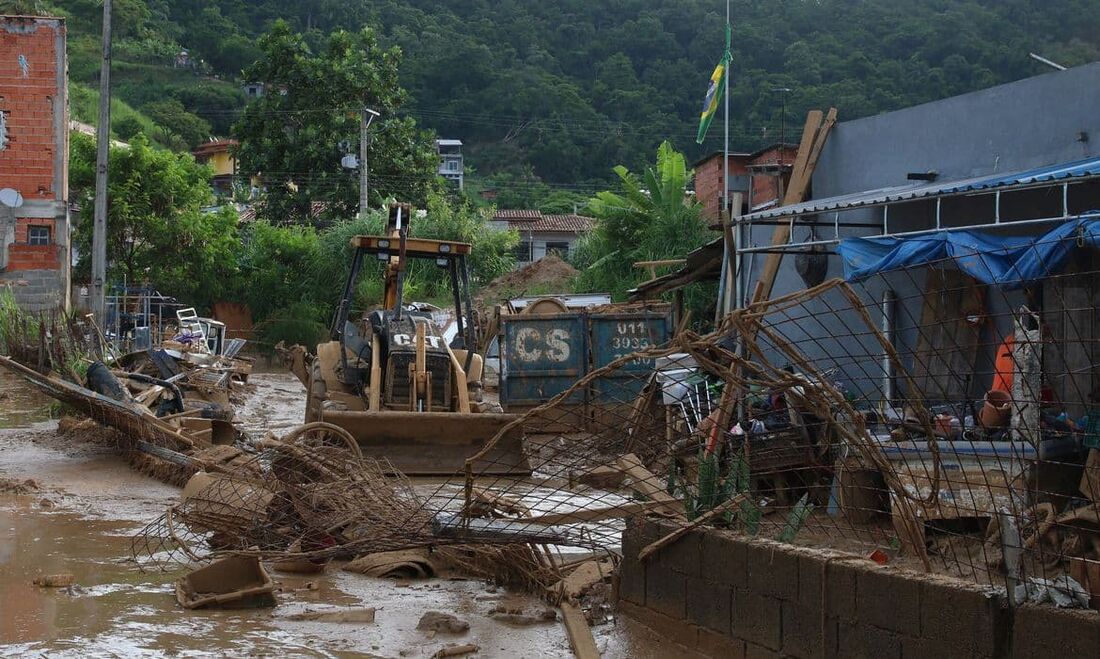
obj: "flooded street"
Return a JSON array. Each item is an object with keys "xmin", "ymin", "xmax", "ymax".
[{"xmin": 0, "ymin": 368, "xmax": 694, "ymax": 658}]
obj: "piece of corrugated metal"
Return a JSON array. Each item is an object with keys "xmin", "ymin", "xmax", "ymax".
[{"xmin": 742, "ymin": 156, "xmax": 1100, "ymax": 222}]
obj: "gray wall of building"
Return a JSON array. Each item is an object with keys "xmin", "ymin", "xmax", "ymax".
[{"xmin": 740, "ymin": 62, "xmax": 1100, "ymax": 402}]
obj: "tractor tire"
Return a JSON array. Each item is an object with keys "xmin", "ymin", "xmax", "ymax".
[{"xmin": 305, "ymin": 359, "xmax": 327, "ymax": 423}]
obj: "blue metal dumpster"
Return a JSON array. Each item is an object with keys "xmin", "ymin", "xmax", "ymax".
[
  {"xmin": 588, "ymin": 311, "xmax": 670, "ymax": 407},
  {"xmin": 500, "ymin": 312, "xmax": 588, "ymax": 429}
]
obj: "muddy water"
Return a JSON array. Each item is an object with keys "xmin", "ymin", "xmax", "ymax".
[
  {"xmin": 0, "ymin": 370, "xmax": 699, "ymax": 658},
  {"xmin": 0, "ymin": 368, "xmax": 53, "ymax": 428}
]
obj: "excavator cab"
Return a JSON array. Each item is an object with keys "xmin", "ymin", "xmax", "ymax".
[{"xmin": 304, "ymin": 203, "xmax": 530, "ymax": 476}]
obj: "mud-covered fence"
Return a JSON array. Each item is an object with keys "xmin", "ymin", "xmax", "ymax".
[{"xmin": 411, "ymin": 239, "xmax": 1100, "ymax": 606}]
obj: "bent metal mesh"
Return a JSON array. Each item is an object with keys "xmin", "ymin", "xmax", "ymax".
[{"xmin": 131, "ymin": 239, "xmax": 1099, "ymax": 603}]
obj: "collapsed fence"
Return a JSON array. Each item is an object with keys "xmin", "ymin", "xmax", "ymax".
[{"xmin": 116, "ymin": 235, "xmax": 1100, "ymax": 607}]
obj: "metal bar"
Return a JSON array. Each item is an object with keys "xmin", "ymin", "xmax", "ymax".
[
  {"xmin": 882, "ymin": 205, "xmax": 889, "ymax": 235},
  {"xmin": 995, "ymin": 190, "xmax": 1001, "ymax": 223},
  {"xmin": 1063, "ymin": 182, "xmax": 1069, "ymax": 217},
  {"xmin": 735, "ymin": 211, "xmax": 1092, "ymax": 255},
  {"xmin": 449, "ymin": 259, "xmax": 465, "ymax": 347},
  {"xmin": 459, "ymin": 255, "xmax": 476, "ymax": 372},
  {"xmin": 735, "ymin": 175, "xmax": 1100, "ymax": 224},
  {"xmin": 881, "ymin": 289, "xmax": 896, "ymax": 402},
  {"xmin": 332, "ymin": 248, "xmax": 365, "ymax": 339},
  {"xmin": 936, "ymin": 197, "xmax": 942, "ymax": 230}
]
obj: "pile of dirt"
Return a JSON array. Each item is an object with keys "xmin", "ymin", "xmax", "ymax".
[
  {"xmin": 475, "ymin": 255, "xmax": 579, "ymax": 307},
  {"xmin": 0, "ymin": 477, "xmax": 40, "ymax": 494}
]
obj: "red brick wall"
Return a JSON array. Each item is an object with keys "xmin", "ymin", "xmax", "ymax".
[
  {"xmin": 0, "ymin": 16, "xmax": 66, "ymax": 280},
  {"xmin": 0, "ymin": 17, "xmax": 63, "ymax": 201},
  {"xmin": 695, "ymin": 154, "xmax": 750, "ymax": 222},
  {"xmin": 5, "ymin": 217, "xmax": 58, "ymax": 270}
]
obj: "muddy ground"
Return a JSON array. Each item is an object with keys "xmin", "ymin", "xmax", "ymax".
[{"xmin": 0, "ymin": 368, "xmax": 696, "ymax": 658}]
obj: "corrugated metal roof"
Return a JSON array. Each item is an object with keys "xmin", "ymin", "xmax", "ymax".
[{"xmin": 741, "ymin": 156, "xmax": 1100, "ymax": 222}]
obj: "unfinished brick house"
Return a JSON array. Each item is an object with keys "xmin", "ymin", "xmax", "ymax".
[{"xmin": 0, "ymin": 15, "xmax": 69, "ymax": 311}]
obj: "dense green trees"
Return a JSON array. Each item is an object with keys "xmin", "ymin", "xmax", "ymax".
[
  {"xmin": 44, "ymin": 0, "xmax": 1100, "ymax": 210},
  {"xmin": 230, "ymin": 21, "xmax": 440, "ymax": 225},
  {"xmin": 69, "ymin": 133, "xmax": 240, "ymax": 310}
]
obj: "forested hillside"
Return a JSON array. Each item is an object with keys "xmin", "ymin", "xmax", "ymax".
[{"xmin": 17, "ymin": 0, "xmax": 1100, "ymax": 201}]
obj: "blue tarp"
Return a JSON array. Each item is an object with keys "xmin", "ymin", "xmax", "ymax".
[{"xmin": 837, "ymin": 215, "xmax": 1100, "ymax": 288}]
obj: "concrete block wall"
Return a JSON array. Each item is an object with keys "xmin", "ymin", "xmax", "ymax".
[
  {"xmin": 1, "ymin": 269, "xmax": 64, "ymax": 310},
  {"xmin": 616, "ymin": 518, "xmax": 1100, "ymax": 658}
]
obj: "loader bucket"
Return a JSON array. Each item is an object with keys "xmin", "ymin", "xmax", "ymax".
[{"xmin": 321, "ymin": 410, "xmax": 531, "ymax": 476}]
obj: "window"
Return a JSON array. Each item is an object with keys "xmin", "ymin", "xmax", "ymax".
[
  {"xmin": 513, "ymin": 241, "xmax": 532, "ymax": 262},
  {"xmin": 28, "ymin": 225, "xmax": 50, "ymax": 246},
  {"xmin": 546, "ymin": 241, "xmax": 570, "ymax": 258}
]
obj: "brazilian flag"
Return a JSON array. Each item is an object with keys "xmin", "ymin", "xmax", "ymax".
[{"xmin": 697, "ymin": 26, "xmax": 732, "ymax": 144}]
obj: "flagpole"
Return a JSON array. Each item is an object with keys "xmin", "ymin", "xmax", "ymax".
[{"xmin": 724, "ymin": 0, "xmax": 740, "ymax": 314}]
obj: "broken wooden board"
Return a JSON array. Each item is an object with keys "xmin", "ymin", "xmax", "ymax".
[
  {"xmin": 560, "ymin": 601, "xmax": 600, "ymax": 659},
  {"xmin": 638, "ymin": 494, "xmax": 746, "ymax": 562},
  {"xmin": 546, "ymin": 558, "xmax": 614, "ymax": 602},
  {"xmin": 523, "ymin": 500, "xmax": 672, "ymax": 526},
  {"xmin": 612, "ymin": 453, "xmax": 686, "ymax": 519},
  {"xmin": 908, "ymin": 269, "xmax": 985, "ymax": 402}
]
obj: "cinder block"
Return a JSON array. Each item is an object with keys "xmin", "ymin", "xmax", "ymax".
[
  {"xmin": 1011, "ymin": 604, "xmax": 1100, "ymax": 658},
  {"xmin": 744, "ymin": 642, "xmax": 781, "ymax": 659},
  {"xmin": 745, "ymin": 541, "xmax": 799, "ymax": 601},
  {"xmin": 616, "ymin": 599, "xmax": 698, "ymax": 652},
  {"xmin": 686, "ymin": 575, "xmax": 732, "ymax": 634},
  {"xmin": 780, "ymin": 602, "xmax": 839, "ymax": 659},
  {"xmin": 697, "ymin": 626, "xmax": 746, "ymax": 658},
  {"xmin": 900, "ymin": 635, "xmax": 951, "ymax": 659},
  {"xmin": 622, "ymin": 517, "xmax": 658, "ymax": 560},
  {"xmin": 702, "ymin": 529, "xmax": 748, "ymax": 587},
  {"xmin": 663, "ymin": 529, "xmax": 705, "ymax": 578},
  {"xmin": 837, "ymin": 622, "xmax": 901, "ymax": 659},
  {"xmin": 617, "ymin": 555, "xmax": 646, "ymax": 606},
  {"xmin": 918, "ymin": 578, "xmax": 1003, "ymax": 657},
  {"xmin": 797, "ymin": 554, "xmax": 858, "ymax": 622},
  {"xmin": 731, "ymin": 588, "xmax": 782, "ymax": 650},
  {"xmin": 645, "ymin": 565, "xmax": 687, "ymax": 620},
  {"xmin": 856, "ymin": 566, "xmax": 921, "ymax": 636}
]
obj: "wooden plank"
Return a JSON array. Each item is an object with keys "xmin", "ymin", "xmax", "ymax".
[
  {"xmin": 522, "ymin": 500, "xmax": 671, "ymax": 526},
  {"xmin": 560, "ymin": 601, "xmax": 600, "ymax": 659},
  {"xmin": 445, "ymin": 344, "xmax": 471, "ymax": 413},
  {"xmin": 613, "ymin": 453, "xmax": 686, "ymax": 519},
  {"xmin": 547, "ymin": 559, "xmax": 614, "ymax": 601},
  {"xmin": 909, "ymin": 270, "xmax": 984, "ymax": 402},
  {"xmin": 752, "ymin": 108, "xmax": 838, "ymax": 304},
  {"xmin": 637, "ymin": 494, "xmax": 746, "ymax": 562}
]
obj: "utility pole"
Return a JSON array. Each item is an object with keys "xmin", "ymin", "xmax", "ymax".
[
  {"xmin": 91, "ymin": 0, "xmax": 112, "ymax": 326},
  {"xmin": 359, "ymin": 107, "xmax": 379, "ymax": 218}
]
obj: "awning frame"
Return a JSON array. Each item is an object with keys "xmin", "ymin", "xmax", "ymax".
[{"xmin": 732, "ymin": 157, "xmax": 1100, "ymax": 255}]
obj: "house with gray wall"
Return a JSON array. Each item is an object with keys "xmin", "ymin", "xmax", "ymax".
[{"xmin": 733, "ymin": 62, "xmax": 1100, "ymax": 401}]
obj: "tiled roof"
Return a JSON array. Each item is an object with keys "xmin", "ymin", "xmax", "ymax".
[
  {"xmin": 496, "ymin": 211, "xmax": 594, "ymax": 234},
  {"xmin": 192, "ymin": 139, "xmax": 239, "ymax": 157},
  {"xmin": 237, "ymin": 201, "xmax": 328, "ymax": 223},
  {"xmin": 493, "ymin": 209, "xmax": 543, "ymax": 221}
]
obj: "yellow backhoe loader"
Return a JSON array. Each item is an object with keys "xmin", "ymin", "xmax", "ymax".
[{"xmin": 296, "ymin": 203, "xmax": 530, "ymax": 476}]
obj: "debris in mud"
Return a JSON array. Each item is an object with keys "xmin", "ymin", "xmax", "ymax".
[
  {"xmin": 431, "ymin": 643, "xmax": 479, "ymax": 658},
  {"xmin": 175, "ymin": 556, "xmax": 276, "ymax": 610},
  {"xmin": 416, "ymin": 611, "xmax": 470, "ymax": 636},
  {"xmin": 0, "ymin": 477, "xmax": 40, "ymax": 494},
  {"xmin": 284, "ymin": 607, "xmax": 376, "ymax": 623},
  {"xmin": 487, "ymin": 599, "xmax": 558, "ymax": 626},
  {"xmin": 33, "ymin": 574, "xmax": 75, "ymax": 587},
  {"xmin": 344, "ymin": 549, "xmax": 438, "ymax": 579}
]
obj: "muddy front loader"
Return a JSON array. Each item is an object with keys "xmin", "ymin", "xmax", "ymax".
[{"xmin": 296, "ymin": 203, "xmax": 530, "ymax": 476}]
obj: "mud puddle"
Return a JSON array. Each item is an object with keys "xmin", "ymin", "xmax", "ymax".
[
  {"xmin": 0, "ymin": 368, "xmax": 53, "ymax": 428},
  {"xmin": 0, "ymin": 371, "xmax": 699, "ymax": 657}
]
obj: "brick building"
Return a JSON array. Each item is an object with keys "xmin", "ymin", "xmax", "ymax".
[
  {"xmin": 0, "ymin": 15, "xmax": 69, "ymax": 310},
  {"xmin": 693, "ymin": 143, "xmax": 798, "ymax": 222}
]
